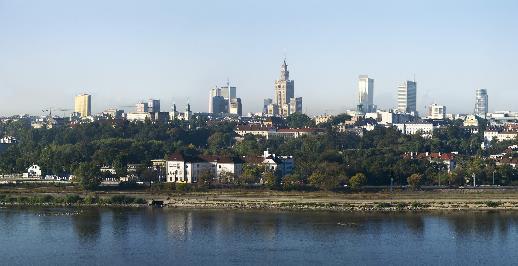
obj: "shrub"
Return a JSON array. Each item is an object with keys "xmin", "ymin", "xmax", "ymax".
[
  {"xmin": 64, "ymin": 194, "xmax": 82, "ymax": 204},
  {"xmin": 110, "ymin": 195, "xmax": 136, "ymax": 204},
  {"xmin": 485, "ymin": 201, "xmax": 502, "ymax": 208}
]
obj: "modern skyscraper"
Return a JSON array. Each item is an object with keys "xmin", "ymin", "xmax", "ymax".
[
  {"xmin": 397, "ymin": 80, "xmax": 417, "ymax": 113},
  {"xmin": 263, "ymin": 98, "xmax": 273, "ymax": 114},
  {"xmin": 474, "ymin": 89, "xmax": 488, "ymax": 118},
  {"xmin": 148, "ymin": 99, "xmax": 160, "ymax": 113},
  {"xmin": 208, "ymin": 81, "xmax": 242, "ymax": 116},
  {"xmin": 135, "ymin": 102, "xmax": 148, "ymax": 112},
  {"xmin": 74, "ymin": 93, "xmax": 91, "ymax": 117},
  {"xmin": 357, "ymin": 75, "xmax": 375, "ymax": 113},
  {"xmin": 229, "ymin": 98, "xmax": 242, "ymax": 116}
]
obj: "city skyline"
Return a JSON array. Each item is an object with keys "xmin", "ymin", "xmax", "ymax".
[{"xmin": 1, "ymin": 0, "xmax": 518, "ymax": 116}]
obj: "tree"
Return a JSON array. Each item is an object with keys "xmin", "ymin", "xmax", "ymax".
[
  {"xmin": 349, "ymin": 173, "xmax": 367, "ymax": 189},
  {"xmin": 308, "ymin": 162, "xmax": 348, "ymax": 190},
  {"xmin": 407, "ymin": 173, "xmax": 423, "ymax": 190},
  {"xmin": 240, "ymin": 164, "xmax": 263, "ymax": 185},
  {"xmin": 262, "ymin": 170, "xmax": 280, "ymax": 189},
  {"xmin": 197, "ymin": 169, "xmax": 214, "ymax": 188},
  {"xmin": 286, "ymin": 113, "xmax": 314, "ymax": 128},
  {"xmin": 74, "ymin": 162, "xmax": 102, "ymax": 191}
]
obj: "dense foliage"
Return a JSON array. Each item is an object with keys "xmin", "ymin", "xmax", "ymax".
[{"xmin": 1, "ymin": 117, "xmax": 517, "ymax": 190}]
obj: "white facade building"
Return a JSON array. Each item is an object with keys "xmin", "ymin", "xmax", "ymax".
[
  {"xmin": 397, "ymin": 80, "xmax": 417, "ymax": 113},
  {"xmin": 394, "ymin": 123, "xmax": 434, "ymax": 138},
  {"xmin": 428, "ymin": 104, "xmax": 446, "ymax": 120}
]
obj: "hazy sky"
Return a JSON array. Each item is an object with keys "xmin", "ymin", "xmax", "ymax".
[{"xmin": 1, "ymin": 0, "xmax": 517, "ymax": 116}]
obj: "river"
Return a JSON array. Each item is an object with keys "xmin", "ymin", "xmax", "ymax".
[{"xmin": 1, "ymin": 207, "xmax": 517, "ymax": 265}]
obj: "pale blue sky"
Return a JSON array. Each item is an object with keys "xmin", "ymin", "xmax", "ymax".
[{"xmin": 1, "ymin": 0, "xmax": 517, "ymax": 116}]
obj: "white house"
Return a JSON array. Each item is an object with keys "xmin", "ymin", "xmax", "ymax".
[
  {"xmin": 24, "ymin": 165, "xmax": 42, "ymax": 178},
  {"xmin": 165, "ymin": 150, "xmax": 293, "ymax": 184}
]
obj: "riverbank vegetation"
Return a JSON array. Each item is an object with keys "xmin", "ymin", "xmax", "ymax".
[
  {"xmin": 0, "ymin": 193, "xmax": 146, "ymax": 206},
  {"xmin": 1, "ymin": 115, "xmax": 517, "ymax": 191}
]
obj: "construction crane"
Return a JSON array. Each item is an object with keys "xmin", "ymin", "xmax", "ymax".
[{"xmin": 42, "ymin": 107, "xmax": 72, "ymax": 118}]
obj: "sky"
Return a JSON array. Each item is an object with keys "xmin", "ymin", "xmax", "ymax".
[{"xmin": 1, "ymin": 0, "xmax": 517, "ymax": 116}]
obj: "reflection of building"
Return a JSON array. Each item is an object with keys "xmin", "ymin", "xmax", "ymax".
[{"xmin": 74, "ymin": 94, "xmax": 91, "ymax": 117}]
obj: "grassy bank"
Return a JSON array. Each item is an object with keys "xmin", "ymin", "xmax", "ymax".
[
  {"xmin": 0, "ymin": 193, "xmax": 147, "ymax": 207},
  {"xmin": 4, "ymin": 189, "xmax": 518, "ymax": 211}
]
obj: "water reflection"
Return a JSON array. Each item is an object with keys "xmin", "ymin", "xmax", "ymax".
[{"xmin": 72, "ymin": 208, "xmax": 101, "ymax": 242}]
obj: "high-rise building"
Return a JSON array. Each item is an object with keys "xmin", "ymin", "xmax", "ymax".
[
  {"xmin": 148, "ymin": 99, "xmax": 160, "ymax": 113},
  {"xmin": 274, "ymin": 60, "xmax": 295, "ymax": 117},
  {"xmin": 289, "ymin": 97, "xmax": 303, "ymax": 115},
  {"xmin": 74, "ymin": 93, "xmax": 91, "ymax": 117},
  {"xmin": 397, "ymin": 80, "xmax": 417, "ymax": 113},
  {"xmin": 220, "ymin": 83, "xmax": 236, "ymax": 100},
  {"xmin": 136, "ymin": 102, "xmax": 149, "ymax": 113},
  {"xmin": 229, "ymin": 98, "xmax": 242, "ymax": 116},
  {"xmin": 474, "ymin": 89, "xmax": 488, "ymax": 118},
  {"xmin": 357, "ymin": 75, "xmax": 375, "ymax": 113},
  {"xmin": 263, "ymin": 98, "xmax": 273, "ymax": 114},
  {"xmin": 208, "ymin": 81, "xmax": 242, "ymax": 116}
]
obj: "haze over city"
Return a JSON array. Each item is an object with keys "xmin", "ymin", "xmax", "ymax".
[{"xmin": 1, "ymin": 0, "xmax": 517, "ymax": 116}]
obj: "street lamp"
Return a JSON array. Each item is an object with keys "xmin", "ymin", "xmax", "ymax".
[{"xmin": 493, "ymin": 170, "xmax": 496, "ymax": 186}]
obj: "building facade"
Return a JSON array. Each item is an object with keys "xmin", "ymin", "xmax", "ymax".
[
  {"xmin": 357, "ymin": 75, "xmax": 375, "ymax": 113},
  {"xmin": 74, "ymin": 94, "xmax": 91, "ymax": 117},
  {"xmin": 474, "ymin": 89, "xmax": 488, "ymax": 118},
  {"xmin": 268, "ymin": 60, "xmax": 302, "ymax": 117},
  {"xmin": 397, "ymin": 81, "xmax": 417, "ymax": 113},
  {"xmin": 428, "ymin": 104, "xmax": 446, "ymax": 120}
]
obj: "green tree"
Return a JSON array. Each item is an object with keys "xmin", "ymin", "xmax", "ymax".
[
  {"xmin": 285, "ymin": 113, "xmax": 315, "ymax": 128},
  {"xmin": 74, "ymin": 162, "xmax": 102, "ymax": 190},
  {"xmin": 407, "ymin": 173, "xmax": 423, "ymax": 190},
  {"xmin": 348, "ymin": 173, "xmax": 367, "ymax": 189}
]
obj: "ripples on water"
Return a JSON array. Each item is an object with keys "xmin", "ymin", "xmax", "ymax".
[{"xmin": 1, "ymin": 208, "xmax": 518, "ymax": 265}]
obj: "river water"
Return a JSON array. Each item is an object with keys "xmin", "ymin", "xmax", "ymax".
[{"xmin": 1, "ymin": 207, "xmax": 517, "ymax": 265}]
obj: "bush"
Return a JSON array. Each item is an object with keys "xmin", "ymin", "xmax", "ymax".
[
  {"xmin": 134, "ymin": 198, "xmax": 147, "ymax": 204},
  {"xmin": 64, "ymin": 194, "xmax": 82, "ymax": 204},
  {"xmin": 175, "ymin": 183, "xmax": 189, "ymax": 192},
  {"xmin": 40, "ymin": 195, "xmax": 55, "ymax": 203},
  {"xmin": 349, "ymin": 173, "xmax": 367, "ymax": 189},
  {"xmin": 84, "ymin": 195, "xmax": 97, "ymax": 204},
  {"xmin": 110, "ymin": 195, "xmax": 136, "ymax": 204},
  {"xmin": 485, "ymin": 201, "xmax": 502, "ymax": 208}
]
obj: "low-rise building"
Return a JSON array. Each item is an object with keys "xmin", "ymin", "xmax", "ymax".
[
  {"xmin": 394, "ymin": 123, "xmax": 434, "ymax": 138},
  {"xmin": 165, "ymin": 150, "xmax": 293, "ymax": 184}
]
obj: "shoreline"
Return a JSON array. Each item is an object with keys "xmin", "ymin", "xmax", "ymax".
[{"xmin": 4, "ymin": 190, "xmax": 518, "ymax": 212}]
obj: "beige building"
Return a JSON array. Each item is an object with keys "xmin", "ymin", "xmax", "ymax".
[{"xmin": 74, "ymin": 94, "xmax": 91, "ymax": 117}]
